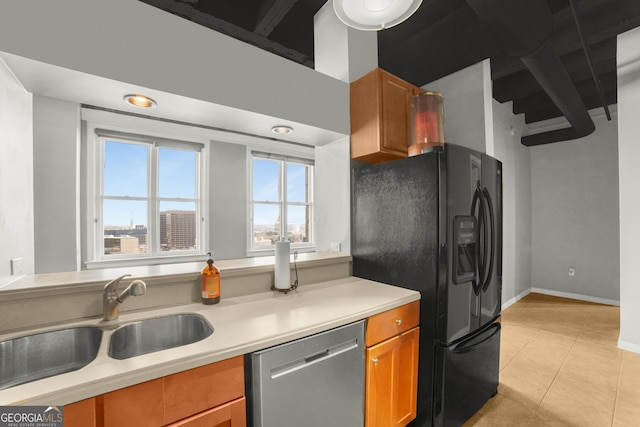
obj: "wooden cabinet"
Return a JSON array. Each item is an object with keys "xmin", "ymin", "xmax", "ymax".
[
  {"xmin": 66, "ymin": 356, "xmax": 245, "ymax": 427},
  {"xmin": 350, "ymin": 68, "xmax": 422, "ymax": 164},
  {"xmin": 365, "ymin": 301, "xmax": 420, "ymax": 427},
  {"xmin": 167, "ymin": 397, "xmax": 246, "ymax": 427},
  {"xmin": 64, "ymin": 397, "xmax": 97, "ymax": 427}
]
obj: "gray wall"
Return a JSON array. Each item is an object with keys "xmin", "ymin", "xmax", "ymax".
[
  {"xmin": 0, "ymin": 59, "xmax": 33, "ymax": 286},
  {"xmin": 210, "ymin": 141, "xmax": 248, "ymax": 259},
  {"xmin": 423, "ymin": 61, "xmax": 488, "ymax": 153},
  {"xmin": 530, "ymin": 114, "xmax": 620, "ymax": 302},
  {"xmin": 33, "ymin": 96, "xmax": 80, "ymax": 273}
]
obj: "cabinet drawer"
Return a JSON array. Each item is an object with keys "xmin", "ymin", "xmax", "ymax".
[
  {"xmin": 164, "ymin": 356, "xmax": 244, "ymax": 424},
  {"xmin": 366, "ymin": 301, "xmax": 419, "ymax": 346}
]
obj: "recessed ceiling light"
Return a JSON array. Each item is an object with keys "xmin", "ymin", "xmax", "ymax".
[
  {"xmin": 123, "ymin": 94, "xmax": 157, "ymax": 108},
  {"xmin": 272, "ymin": 125, "xmax": 293, "ymax": 135}
]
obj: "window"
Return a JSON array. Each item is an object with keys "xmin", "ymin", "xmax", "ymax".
[
  {"xmin": 250, "ymin": 152, "xmax": 313, "ymax": 251},
  {"xmin": 93, "ymin": 129, "xmax": 205, "ymax": 261}
]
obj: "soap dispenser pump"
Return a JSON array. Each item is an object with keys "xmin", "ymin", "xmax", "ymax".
[{"xmin": 201, "ymin": 252, "xmax": 220, "ymax": 305}]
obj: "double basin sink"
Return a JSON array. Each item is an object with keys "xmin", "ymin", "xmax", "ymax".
[{"xmin": 0, "ymin": 313, "xmax": 214, "ymax": 390}]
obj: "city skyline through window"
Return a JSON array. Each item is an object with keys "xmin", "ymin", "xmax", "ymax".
[
  {"xmin": 101, "ymin": 138, "xmax": 200, "ymax": 256},
  {"xmin": 251, "ymin": 156, "xmax": 312, "ymax": 250}
]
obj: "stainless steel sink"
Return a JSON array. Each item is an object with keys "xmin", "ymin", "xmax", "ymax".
[
  {"xmin": 109, "ymin": 313, "xmax": 214, "ymax": 360},
  {"xmin": 0, "ymin": 326, "xmax": 103, "ymax": 390}
]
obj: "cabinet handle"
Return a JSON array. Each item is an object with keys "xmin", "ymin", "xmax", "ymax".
[
  {"xmin": 395, "ymin": 319, "xmax": 403, "ymax": 326},
  {"xmin": 372, "ymin": 358, "xmax": 379, "ymax": 365}
]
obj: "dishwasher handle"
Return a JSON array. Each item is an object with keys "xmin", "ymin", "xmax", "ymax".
[{"xmin": 271, "ymin": 338, "xmax": 359, "ymax": 380}]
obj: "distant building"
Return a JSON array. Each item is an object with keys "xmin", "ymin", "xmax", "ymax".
[
  {"xmin": 104, "ymin": 225, "xmax": 147, "ymax": 246},
  {"xmin": 160, "ymin": 210, "xmax": 196, "ymax": 250},
  {"xmin": 104, "ymin": 236, "xmax": 139, "ymax": 254}
]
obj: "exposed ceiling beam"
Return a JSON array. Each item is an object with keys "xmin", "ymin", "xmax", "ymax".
[
  {"xmin": 513, "ymin": 70, "xmax": 617, "ymax": 115},
  {"xmin": 492, "ymin": 37, "xmax": 616, "ymax": 102},
  {"xmin": 379, "ymin": 6, "xmax": 499, "ymax": 86},
  {"xmin": 140, "ymin": 0, "xmax": 313, "ymax": 66},
  {"xmin": 254, "ymin": 0, "xmax": 298, "ymax": 36},
  {"xmin": 491, "ymin": 0, "xmax": 640, "ymax": 79}
]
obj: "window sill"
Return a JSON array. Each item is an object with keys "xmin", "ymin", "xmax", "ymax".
[
  {"xmin": 246, "ymin": 245, "xmax": 315, "ymax": 258},
  {"xmin": 85, "ymin": 254, "xmax": 207, "ymax": 270}
]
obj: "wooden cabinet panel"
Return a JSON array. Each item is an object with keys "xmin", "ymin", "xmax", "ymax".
[
  {"xmin": 163, "ymin": 356, "xmax": 244, "ymax": 425},
  {"xmin": 167, "ymin": 397, "xmax": 246, "ymax": 427},
  {"xmin": 350, "ymin": 68, "xmax": 422, "ymax": 164},
  {"xmin": 366, "ymin": 301, "xmax": 420, "ymax": 347},
  {"xmin": 365, "ymin": 327, "xmax": 419, "ymax": 427},
  {"xmin": 381, "ymin": 73, "xmax": 418, "ymax": 155},
  {"xmin": 64, "ymin": 397, "xmax": 96, "ymax": 427},
  {"xmin": 103, "ymin": 378, "xmax": 164, "ymax": 427},
  {"xmin": 92, "ymin": 357, "xmax": 245, "ymax": 427}
]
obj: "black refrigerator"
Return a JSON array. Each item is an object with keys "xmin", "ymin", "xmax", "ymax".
[{"xmin": 352, "ymin": 143, "xmax": 502, "ymax": 427}]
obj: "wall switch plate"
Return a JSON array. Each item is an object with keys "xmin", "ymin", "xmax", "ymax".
[
  {"xmin": 11, "ymin": 257, "xmax": 23, "ymax": 276},
  {"xmin": 568, "ymin": 267, "xmax": 575, "ymax": 277},
  {"xmin": 330, "ymin": 242, "xmax": 341, "ymax": 252}
]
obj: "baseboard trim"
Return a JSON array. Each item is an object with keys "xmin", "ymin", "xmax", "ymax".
[
  {"xmin": 502, "ymin": 289, "xmax": 531, "ymax": 310},
  {"xmin": 618, "ymin": 339, "xmax": 640, "ymax": 355},
  {"xmin": 530, "ymin": 287, "xmax": 620, "ymax": 306}
]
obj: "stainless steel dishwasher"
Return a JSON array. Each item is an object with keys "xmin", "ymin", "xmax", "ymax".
[{"xmin": 247, "ymin": 320, "xmax": 365, "ymax": 427}]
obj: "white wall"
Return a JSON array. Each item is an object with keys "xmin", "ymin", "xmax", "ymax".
[
  {"xmin": 424, "ymin": 61, "xmax": 488, "ymax": 153},
  {"xmin": 33, "ymin": 96, "xmax": 81, "ymax": 273},
  {"xmin": 0, "ymin": 59, "xmax": 33, "ymax": 286},
  {"xmin": 617, "ymin": 26, "xmax": 640, "ymax": 352},
  {"xmin": 0, "ymin": 0, "xmax": 348, "ymax": 135},
  {"xmin": 315, "ymin": 137, "xmax": 351, "ymax": 254},
  {"xmin": 530, "ymin": 114, "xmax": 619, "ymax": 303},
  {"xmin": 492, "ymin": 101, "xmax": 532, "ymax": 305}
]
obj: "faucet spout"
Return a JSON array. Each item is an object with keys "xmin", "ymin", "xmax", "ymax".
[
  {"xmin": 102, "ymin": 275, "xmax": 147, "ymax": 323},
  {"xmin": 116, "ymin": 280, "xmax": 147, "ymax": 303}
]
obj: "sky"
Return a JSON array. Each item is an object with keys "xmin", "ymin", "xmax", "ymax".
[
  {"xmin": 103, "ymin": 141, "xmax": 309, "ymax": 228},
  {"xmin": 103, "ymin": 141, "xmax": 196, "ymax": 226}
]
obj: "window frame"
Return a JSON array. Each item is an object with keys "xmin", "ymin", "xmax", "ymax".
[
  {"xmin": 84, "ymin": 113, "xmax": 209, "ymax": 269},
  {"xmin": 248, "ymin": 152, "xmax": 314, "ymax": 255}
]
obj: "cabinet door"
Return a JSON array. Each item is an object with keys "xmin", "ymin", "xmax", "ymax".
[
  {"xmin": 167, "ymin": 397, "xmax": 246, "ymax": 427},
  {"xmin": 365, "ymin": 327, "xmax": 419, "ymax": 427},
  {"xmin": 64, "ymin": 397, "xmax": 96, "ymax": 427},
  {"xmin": 380, "ymin": 72, "xmax": 417, "ymax": 157}
]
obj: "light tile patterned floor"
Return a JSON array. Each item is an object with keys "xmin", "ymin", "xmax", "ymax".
[{"xmin": 463, "ymin": 293, "xmax": 640, "ymax": 427}]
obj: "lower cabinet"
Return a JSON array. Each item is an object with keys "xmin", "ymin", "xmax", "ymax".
[
  {"xmin": 64, "ymin": 397, "xmax": 97, "ymax": 427},
  {"xmin": 366, "ymin": 327, "xmax": 419, "ymax": 427},
  {"xmin": 167, "ymin": 397, "xmax": 246, "ymax": 427},
  {"xmin": 365, "ymin": 301, "xmax": 420, "ymax": 427},
  {"xmin": 64, "ymin": 356, "xmax": 245, "ymax": 427}
]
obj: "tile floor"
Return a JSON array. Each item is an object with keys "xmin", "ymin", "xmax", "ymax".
[{"xmin": 463, "ymin": 293, "xmax": 640, "ymax": 427}]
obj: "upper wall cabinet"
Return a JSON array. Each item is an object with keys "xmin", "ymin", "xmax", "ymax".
[{"xmin": 350, "ymin": 68, "xmax": 422, "ymax": 164}]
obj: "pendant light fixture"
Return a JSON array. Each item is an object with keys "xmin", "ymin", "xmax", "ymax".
[{"xmin": 333, "ymin": 0, "xmax": 423, "ymax": 31}]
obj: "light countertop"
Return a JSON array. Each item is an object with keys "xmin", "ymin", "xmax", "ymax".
[{"xmin": 0, "ymin": 276, "xmax": 420, "ymax": 405}]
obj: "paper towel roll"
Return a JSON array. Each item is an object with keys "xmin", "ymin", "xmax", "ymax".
[{"xmin": 274, "ymin": 240, "xmax": 291, "ymax": 290}]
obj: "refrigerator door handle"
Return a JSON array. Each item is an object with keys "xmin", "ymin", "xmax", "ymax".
[
  {"xmin": 481, "ymin": 188, "xmax": 495, "ymax": 293},
  {"xmin": 452, "ymin": 323, "xmax": 501, "ymax": 354},
  {"xmin": 470, "ymin": 186, "xmax": 483, "ymax": 296},
  {"xmin": 477, "ymin": 187, "xmax": 489, "ymax": 292}
]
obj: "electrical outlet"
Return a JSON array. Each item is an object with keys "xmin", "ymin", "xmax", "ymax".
[
  {"xmin": 568, "ymin": 267, "xmax": 575, "ymax": 277},
  {"xmin": 11, "ymin": 257, "xmax": 24, "ymax": 276}
]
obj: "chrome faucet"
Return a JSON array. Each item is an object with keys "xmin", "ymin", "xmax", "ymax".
[{"xmin": 102, "ymin": 274, "xmax": 147, "ymax": 322}]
